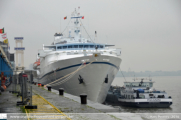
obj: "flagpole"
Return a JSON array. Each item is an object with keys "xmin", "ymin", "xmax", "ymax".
[
  {"xmin": 60, "ymin": 17, "xmax": 61, "ymax": 33},
  {"xmin": 6, "ymin": 32, "xmax": 10, "ymax": 51}
]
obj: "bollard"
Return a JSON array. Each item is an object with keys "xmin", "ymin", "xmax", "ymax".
[
  {"xmin": 80, "ymin": 93, "xmax": 87, "ymax": 104},
  {"xmin": 59, "ymin": 88, "xmax": 64, "ymax": 95},
  {"xmin": 47, "ymin": 86, "xmax": 51, "ymax": 91},
  {"xmin": 41, "ymin": 84, "xmax": 44, "ymax": 87}
]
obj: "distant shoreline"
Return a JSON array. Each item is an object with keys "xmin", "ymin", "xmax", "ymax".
[{"xmin": 116, "ymin": 70, "xmax": 181, "ymax": 77}]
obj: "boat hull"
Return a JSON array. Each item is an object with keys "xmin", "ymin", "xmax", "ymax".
[
  {"xmin": 118, "ymin": 99, "xmax": 172, "ymax": 108},
  {"xmin": 38, "ymin": 55, "xmax": 121, "ymax": 103},
  {"xmin": 119, "ymin": 101, "xmax": 172, "ymax": 108}
]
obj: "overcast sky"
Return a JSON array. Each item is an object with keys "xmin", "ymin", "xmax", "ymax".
[{"xmin": 0, "ymin": 0, "xmax": 181, "ymax": 72}]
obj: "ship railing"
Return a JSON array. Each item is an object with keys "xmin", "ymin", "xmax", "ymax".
[
  {"xmin": 133, "ymin": 91, "xmax": 166, "ymax": 94},
  {"xmin": 39, "ymin": 48, "xmax": 120, "ymax": 58},
  {"xmin": 65, "ymin": 49, "xmax": 120, "ymax": 56}
]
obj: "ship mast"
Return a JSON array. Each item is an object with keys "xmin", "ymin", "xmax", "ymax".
[{"xmin": 71, "ymin": 8, "xmax": 82, "ymax": 41}]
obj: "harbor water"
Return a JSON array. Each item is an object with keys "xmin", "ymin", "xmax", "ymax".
[{"xmin": 111, "ymin": 76, "xmax": 181, "ymax": 113}]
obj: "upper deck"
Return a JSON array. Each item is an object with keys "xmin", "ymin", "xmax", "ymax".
[
  {"xmin": 38, "ymin": 9, "xmax": 121, "ymax": 59},
  {"xmin": 45, "ymin": 43, "xmax": 105, "ymax": 51}
]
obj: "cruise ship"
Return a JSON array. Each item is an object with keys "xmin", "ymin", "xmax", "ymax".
[{"xmin": 33, "ymin": 8, "xmax": 122, "ymax": 103}]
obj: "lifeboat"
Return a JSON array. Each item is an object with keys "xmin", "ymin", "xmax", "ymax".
[{"xmin": 33, "ymin": 59, "xmax": 40, "ymax": 69}]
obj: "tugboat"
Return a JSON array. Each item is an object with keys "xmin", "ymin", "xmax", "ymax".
[{"xmin": 118, "ymin": 78, "xmax": 172, "ymax": 108}]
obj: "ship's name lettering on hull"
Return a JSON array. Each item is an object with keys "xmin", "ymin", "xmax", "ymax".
[{"xmin": 147, "ymin": 99, "xmax": 161, "ymax": 102}]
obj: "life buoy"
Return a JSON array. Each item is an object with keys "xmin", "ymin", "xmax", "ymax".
[{"xmin": 2, "ymin": 85, "xmax": 6, "ymax": 89}]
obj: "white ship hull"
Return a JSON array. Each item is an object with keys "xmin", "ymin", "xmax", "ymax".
[
  {"xmin": 38, "ymin": 54, "xmax": 121, "ymax": 103},
  {"xmin": 36, "ymin": 9, "xmax": 122, "ymax": 103}
]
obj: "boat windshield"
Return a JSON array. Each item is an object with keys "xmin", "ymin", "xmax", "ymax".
[{"xmin": 124, "ymin": 82, "xmax": 153, "ymax": 87}]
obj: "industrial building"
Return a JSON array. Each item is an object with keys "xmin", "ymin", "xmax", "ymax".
[{"xmin": 0, "ymin": 41, "xmax": 14, "ymax": 86}]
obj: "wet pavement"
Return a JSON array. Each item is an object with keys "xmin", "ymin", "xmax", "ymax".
[
  {"xmin": 0, "ymin": 82, "xmax": 144, "ymax": 120},
  {"xmin": 0, "ymin": 83, "xmax": 22, "ymax": 113},
  {"xmin": 32, "ymin": 84, "xmax": 144, "ymax": 120}
]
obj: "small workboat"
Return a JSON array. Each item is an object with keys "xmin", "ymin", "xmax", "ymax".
[{"xmin": 118, "ymin": 78, "xmax": 172, "ymax": 108}]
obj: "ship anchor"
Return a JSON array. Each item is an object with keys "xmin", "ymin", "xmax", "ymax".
[
  {"xmin": 78, "ymin": 75, "xmax": 84, "ymax": 84},
  {"xmin": 105, "ymin": 74, "xmax": 108, "ymax": 83}
]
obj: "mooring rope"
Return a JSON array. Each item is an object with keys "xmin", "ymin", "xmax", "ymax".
[
  {"xmin": 46, "ymin": 60, "xmax": 95, "ymax": 86},
  {"xmin": 48, "ymin": 63, "xmax": 84, "ymax": 86}
]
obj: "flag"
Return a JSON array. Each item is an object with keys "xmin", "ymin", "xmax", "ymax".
[
  {"xmin": 0, "ymin": 28, "xmax": 4, "ymax": 34},
  {"xmin": 3, "ymin": 39, "xmax": 8, "ymax": 44},
  {"xmin": 1, "ymin": 33, "xmax": 7, "ymax": 39},
  {"xmin": 64, "ymin": 16, "xmax": 67, "ymax": 20},
  {"xmin": 82, "ymin": 16, "xmax": 84, "ymax": 19}
]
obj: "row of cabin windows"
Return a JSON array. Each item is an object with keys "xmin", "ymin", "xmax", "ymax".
[
  {"xmin": 124, "ymin": 94, "xmax": 134, "ymax": 99},
  {"xmin": 124, "ymin": 94, "xmax": 145, "ymax": 99},
  {"xmin": 57, "ymin": 45, "xmax": 104, "ymax": 49}
]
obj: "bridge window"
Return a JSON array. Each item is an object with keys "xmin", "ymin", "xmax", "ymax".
[
  {"xmin": 158, "ymin": 95, "xmax": 165, "ymax": 98},
  {"xmin": 79, "ymin": 45, "xmax": 83, "ymax": 48},
  {"xmin": 139, "ymin": 95, "xmax": 145, "ymax": 99},
  {"xmin": 84, "ymin": 45, "xmax": 89, "ymax": 48},
  {"xmin": 68, "ymin": 46, "xmax": 72, "ymax": 48},
  {"xmin": 90, "ymin": 45, "xmax": 94, "ymax": 48},
  {"xmin": 63, "ymin": 46, "xmax": 67, "ymax": 49},
  {"xmin": 57, "ymin": 46, "xmax": 62, "ymax": 49},
  {"xmin": 131, "ymin": 95, "xmax": 134, "ymax": 99},
  {"xmin": 57, "ymin": 44, "xmax": 103, "ymax": 50},
  {"xmin": 74, "ymin": 45, "xmax": 78, "ymax": 48}
]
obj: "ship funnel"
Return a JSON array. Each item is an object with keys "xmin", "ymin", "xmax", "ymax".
[{"xmin": 54, "ymin": 33, "xmax": 63, "ymax": 43}]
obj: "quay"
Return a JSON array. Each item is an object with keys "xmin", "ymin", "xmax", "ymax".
[{"xmin": 0, "ymin": 80, "xmax": 144, "ymax": 120}]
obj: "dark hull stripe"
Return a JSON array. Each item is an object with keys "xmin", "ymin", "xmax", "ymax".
[
  {"xmin": 39, "ymin": 62, "xmax": 119, "ymax": 79},
  {"xmin": 119, "ymin": 102, "xmax": 172, "ymax": 108}
]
